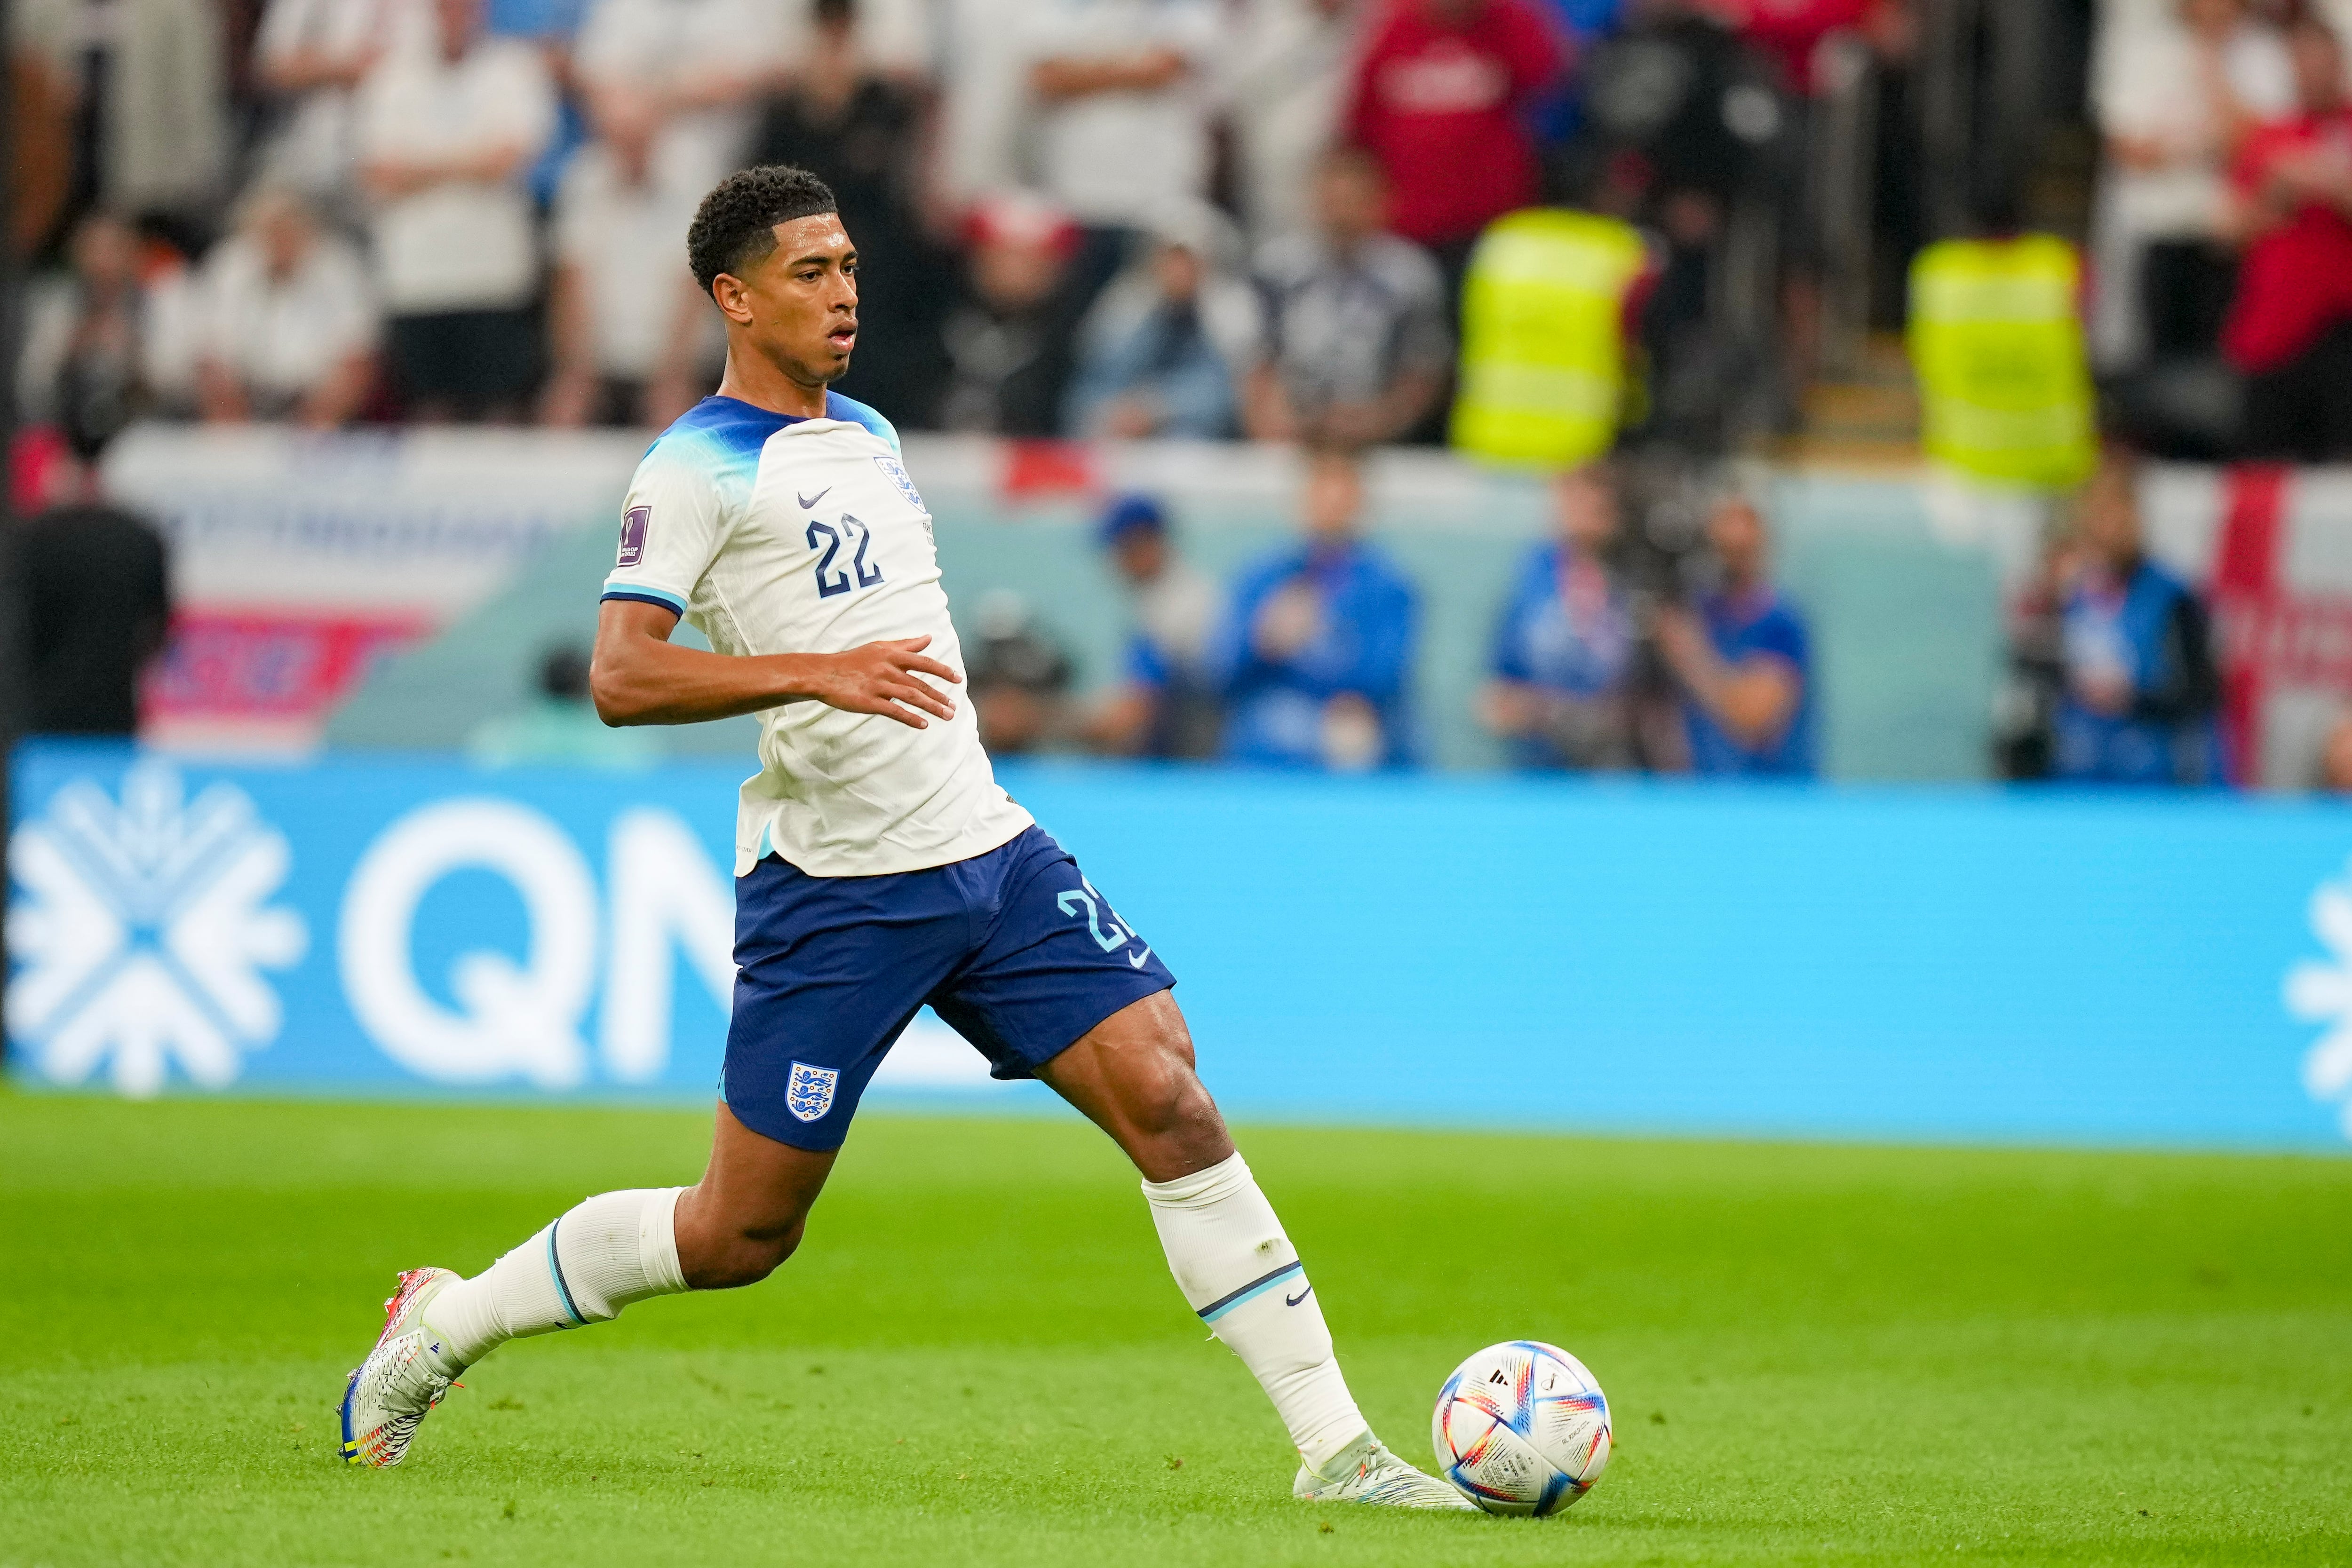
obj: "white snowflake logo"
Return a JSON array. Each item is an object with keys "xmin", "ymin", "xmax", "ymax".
[
  {"xmin": 7, "ymin": 760, "xmax": 308, "ymax": 1096},
  {"xmin": 2283, "ymin": 858, "xmax": 2352, "ymax": 1139}
]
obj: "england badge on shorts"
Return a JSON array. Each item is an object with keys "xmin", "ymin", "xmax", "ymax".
[{"xmin": 785, "ymin": 1061, "xmax": 838, "ymax": 1123}]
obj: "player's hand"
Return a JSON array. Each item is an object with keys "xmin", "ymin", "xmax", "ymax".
[{"xmin": 805, "ymin": 637, "xmax": 961, "ymax": 728}]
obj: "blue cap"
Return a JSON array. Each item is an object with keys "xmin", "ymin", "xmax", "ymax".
[{"xmin": 1097, "ymin": 492, "xmax": 1168, "ymax": 546}]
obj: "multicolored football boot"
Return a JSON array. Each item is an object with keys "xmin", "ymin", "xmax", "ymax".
[
  {"xmin": 1293, "ymin": 1432, "xmax": 1477, "ymax": 1510},
  {"xmin": 338, "ymin": 1267, "xmax": 464, "ymax": 1468}
]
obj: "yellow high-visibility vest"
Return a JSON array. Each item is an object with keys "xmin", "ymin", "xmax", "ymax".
[
  {"xmin": 1908, "ymin": 235, "xmax": 2097, "ymax": 490},
  {"xmin": 1451, "ymin": 209, "xmax": 1648, "ymax": 469}
]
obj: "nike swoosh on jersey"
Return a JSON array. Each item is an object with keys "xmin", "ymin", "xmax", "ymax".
[
  {"xmin": 1284, "ymin": 1284, "xmax": 1314, "ymax": 1307},
  {"xmin": 798, "ymin": 487, "xmax": 831, "ymax": 509},
  {"xmin": 1128, "ymin": 946, "xmax": 1153, "ymax": 969}
]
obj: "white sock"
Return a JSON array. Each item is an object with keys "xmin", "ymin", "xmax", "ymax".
[
  {"xmin": 1142, "ymin": 1152, "xmax": 1368, "ymax": 1473},
  {"xmin": 423, "ymin": 1187, "xmax": 689, "ymax": 1368}
]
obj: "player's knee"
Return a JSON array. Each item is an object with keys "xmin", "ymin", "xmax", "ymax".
[{"xmin": 1133, "ymin": 1034, "xmax": 1219, "ymax": 1141}]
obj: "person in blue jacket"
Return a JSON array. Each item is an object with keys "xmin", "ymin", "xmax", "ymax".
[
  {"xmin": 2051, "ymin": 456, "xmax": 2224, "ymax": 786},
  {"xmin": 1215, "ymin": 443, "xmax": 1417, "ymax": 769},
  {"xmin": 1654, "ymin": 491, "xmax": 1816, "ymax": 777},
  {"xmin": 1481, "ymin": 462, "xmax": 1640, "ymax": 769}
]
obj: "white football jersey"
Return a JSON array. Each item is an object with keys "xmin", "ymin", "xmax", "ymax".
[{"xmin": 602, "ymin": 392, "xmax": 1033, "ymax": 877}]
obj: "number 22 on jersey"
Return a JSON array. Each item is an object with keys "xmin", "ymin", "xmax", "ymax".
[{"xmin": 806, "ymin": 512, "xmax": 885, "ymax": 599}]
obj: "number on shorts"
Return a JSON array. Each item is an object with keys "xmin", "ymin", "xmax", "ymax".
[{"xmin": 1057, "ymin": 879, "xmax": 1136, "ymax": 952}]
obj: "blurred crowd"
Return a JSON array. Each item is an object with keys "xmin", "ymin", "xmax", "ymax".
[
  {"xmin": 9, "ymin": 0, "xmax": 1925, "ymax": 454},
  {"xmin": 25, "ymin": 0, "xmax": 2352, "ymax": 793},
  {"xmin": 875, "ymin": 446, "xmax": 1822, "ymax": 776},
  {"xmin": 2094, "ymin": 0, "xmax": 2352, "ymax": 460}
]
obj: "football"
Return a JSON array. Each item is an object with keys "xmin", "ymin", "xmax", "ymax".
[{"xmin": 1431, "ymin": 1340, "xmax": 1612, "ymax": 1515}]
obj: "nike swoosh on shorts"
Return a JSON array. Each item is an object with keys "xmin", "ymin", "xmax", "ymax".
[
  {"xmin": 1128, "ymin": 947, "xmax": 1153, "ymax": 968},
  {"xmin": 1285, "ymin": 1284, "xmax": 1314, "ymax": 1307}
]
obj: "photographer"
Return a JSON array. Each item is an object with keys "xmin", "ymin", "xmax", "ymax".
[
  {"xmin": 1652, "ymin": 490, "xmax": 1814, "ymax": 777},
  {"xmin": 1479, "ymin": 463, "xmax": 1640, "ymax": 771}
]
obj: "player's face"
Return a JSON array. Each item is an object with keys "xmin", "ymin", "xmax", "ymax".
[{"xmin": 723, "ymin": 214, "xmax": 860, "ymax": 387}]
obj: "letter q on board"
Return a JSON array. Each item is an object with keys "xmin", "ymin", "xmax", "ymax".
[{"xmin": 338, "ymin": 799, "xmax": 597, "ymax": 1087}]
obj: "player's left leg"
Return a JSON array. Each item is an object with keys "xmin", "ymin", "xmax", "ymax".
[
  {"xmin": 336, "ymin": 1116, "xmax": 841, "ymax": 1468},
  {"xmin": 1033, "ymin": 993, "xmax": 1469, "ymax": 1509},
  {"xmin": 340, "ymin": 847, "xmax": 977, "ymax": 1468}
]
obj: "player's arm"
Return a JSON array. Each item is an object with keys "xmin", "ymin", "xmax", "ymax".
[{"xmin": 589, "ymin": 599, "xmax": 960, "ymax": 729}]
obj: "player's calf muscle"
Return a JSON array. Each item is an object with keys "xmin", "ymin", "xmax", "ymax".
[
  {"xmin": 670, "ymin": 1104, "xmax": 839, "ymax": 1289},
  {"xmin": 674, "ymin": 1201, "xmax": 806, "ymax": 1290}
]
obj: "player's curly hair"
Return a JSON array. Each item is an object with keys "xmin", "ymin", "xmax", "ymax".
[{"xmin": 686, "ymin": 165, "xmax": 839, "ymax": 294}]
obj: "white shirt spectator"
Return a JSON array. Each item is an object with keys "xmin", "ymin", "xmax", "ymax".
[
  {"xmin": 1223, "ymin": 0, "xmax": 1359, "ymax": 244},
  {"xmin": 572, "ymin": 0, "xmax": 786, "ymax": 191},
  {"xmin": 13, "ymin": 0, "xmax": 229, "ymax": 218},
  {"xmin": 552, "ymin": 138, "xmax": 704, "ymax": 380},
  {"xmin": 355, "ymin": 33, "xmax": 556, "ymax": 314},
  {"xmin": 253, "ymin": 0, "xmax": 429, "ymax": 204},
  {"xmin": 2090, "ymin": 0, "xmax": 2294, "ymax": 366},
  {"xmin": 1019, "ymin": 0, "xmax": 1223, "ymax": 228},
  {"xmin": 936, "ymin": 0, "xmax": 1032, "ymax": 201},
  {"xmin": 16, "ymin": 261, "xmax": 201, "ymax": 421},
  {"xmin": 191, "ymin": 228, "xmax": 378, "ymax": 411}
]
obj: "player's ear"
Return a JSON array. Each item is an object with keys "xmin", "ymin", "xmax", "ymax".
[{"xmin": 710, "ymin": 272, "xmax": 756, "ymax": 327}]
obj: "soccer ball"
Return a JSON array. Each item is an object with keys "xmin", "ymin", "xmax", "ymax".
[{"xmin": 1431, "ymin": 1340, "xmax": 1611, "ymax": 1515}]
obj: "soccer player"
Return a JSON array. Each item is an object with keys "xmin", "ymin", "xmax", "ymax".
[{"xmin": 337, "ymin": 166, "xmax": 1469, "ymax": 1511}]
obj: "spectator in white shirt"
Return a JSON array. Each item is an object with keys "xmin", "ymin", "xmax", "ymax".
[
  {"xmin": 191, "ymin": 188, "xmax": 379, "ymax": 427},
  {"xmin": 1222, "ymin": 0, "xmax": 1362, "ymax": 245},
  {"xmin": 1247, "ymin": 145, "xmax": 1451, "ymax": 446},
  {"xmin": 935, "ymin": 0, "xmax": 1032, "ymax": 204},
  {"xmin": 540, "ymin": 93, "xmax": 715, "ymax": 427},
  {"xmin": 2092, "ymin": 0, "xmax": 2295, "ymax": 370},
  {"xmin": 570, "ymin": 0, "xmax": 787, "ymax": 195},
  {"xmin": 12, "ymin": 0, "xmax": 230, "ymax": 246},
  {"xmin": 251, "ymin": 0, "xmax": 426, "ymax": 215},
  {"xmin": 356, "ymin": 0, "xmax": 557, "ymax": 420},
  {"xmin": 16, "ymin": 211, "xmax": 201, "ymax": 443},
  {"xmin": 1021, "ymin": 0, "xmax": 1223, "ymax": 239}
]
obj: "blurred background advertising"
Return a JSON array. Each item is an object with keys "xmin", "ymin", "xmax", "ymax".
[{"xmin": 11, "ymin": 0, "xmax": 2352, "ymax": 1149}]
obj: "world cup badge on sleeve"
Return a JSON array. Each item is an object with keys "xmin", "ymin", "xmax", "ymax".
[
  {"xmin": 617, "ymin": 505, "xmax": 651, "ymax": 567},
  {"xmin": 786, "ymin": 1061, "xmax": 839, "ymax": 1122}
]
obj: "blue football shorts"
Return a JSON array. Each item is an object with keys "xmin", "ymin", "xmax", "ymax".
[{"xmin": 722, "ymin": 824, "xmax": 1177, "ymax": 1150}]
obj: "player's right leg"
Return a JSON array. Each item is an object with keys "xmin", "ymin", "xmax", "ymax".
[
  {"xmin": 338, "ymin": 1109, "xmax": 835, "ymax": 1468},
  {"xmin": 1036, "ymin": 994, "xmax": 1471, "ymax": 1510}
]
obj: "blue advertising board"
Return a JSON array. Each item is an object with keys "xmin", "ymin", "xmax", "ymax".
[{"xmin": 9, "ymin": 742, "xmax": 2352, "ymax": 1150}]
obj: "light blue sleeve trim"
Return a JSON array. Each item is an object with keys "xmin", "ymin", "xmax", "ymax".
[{"xmin": 601, "ymin": 579, "xmax": 687, "ymax": 614}]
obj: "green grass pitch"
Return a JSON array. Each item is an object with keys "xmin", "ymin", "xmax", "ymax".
[{"xmin": 2, "ymin": 1092, "xmax": 2349, "ymax": 1567}]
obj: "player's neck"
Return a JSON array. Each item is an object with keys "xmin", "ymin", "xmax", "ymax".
[{"xmin": 715, "ymin": 352, "xmax": 833, "ymax": 421}]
